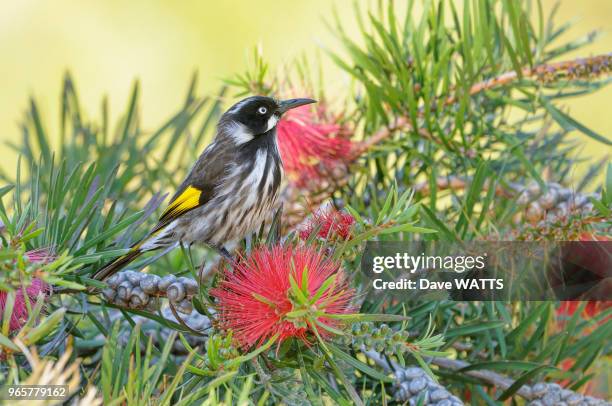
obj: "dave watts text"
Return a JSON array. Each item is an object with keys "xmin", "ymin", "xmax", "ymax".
[{"xmin": 373, "ymin": 278, "xmax": 504, "ymax": 290}]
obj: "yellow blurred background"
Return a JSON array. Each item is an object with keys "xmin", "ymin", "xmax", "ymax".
[{"xmin": 0, "ymin": 0, "xmax": 610, "ymax": 176}]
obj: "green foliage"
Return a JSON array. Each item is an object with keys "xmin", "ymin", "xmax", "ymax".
[
  {"xmin": 332, "ymin": 0, "xmax": 610, "ymax": 241},
  {"xmin": 0, "ymin": 0, "xmax": 610, "ymax": 404}
]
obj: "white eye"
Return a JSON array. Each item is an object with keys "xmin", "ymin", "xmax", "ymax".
[{"xmin": 257, "ymin": 106, "xmax": 268, "ymax": 115}]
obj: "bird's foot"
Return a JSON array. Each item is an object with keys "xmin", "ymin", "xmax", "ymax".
[{"xmin": 215, "ymin": 246, "xmax": 234, "ymax": 264}]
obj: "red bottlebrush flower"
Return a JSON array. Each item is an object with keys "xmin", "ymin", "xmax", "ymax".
[
  {"xmin": 0, "ymin": 248, "xmax": 54, "ymax": 333},
  {"xmin": 299, "ymin": 207, "xmax": 355, "ymax": 241},
  {"xmin": 0, "ymin": 278, "xmax": 49, "ymax": 332},
  {"xmin": 25, "ymin": 248, "xmax": 57, "ymax": 264},
  {"xmin": 211, "ymin": 244, "xmax": 355, "ymax": 349},
  {"xmin": 277, "ymin": 103, "xmax": 354, "ymax": 188},
  {"xmin": 555, "ymin": 235, "xmax": 612, "ymax": 324},
  {"xmin": 557, "ymin": 301, "xmax": 612, "ymax": 319}
]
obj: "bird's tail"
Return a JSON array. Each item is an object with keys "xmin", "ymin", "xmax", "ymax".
[
  {"xmin": 92, "ymin": 224, "xmax": 176, "ymax": 281},
  {"xmin": 92, "ymin": 245, "xmax": 144, "ymax": 281}
]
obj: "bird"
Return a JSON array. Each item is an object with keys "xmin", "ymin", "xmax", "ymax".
[{"xmin": 92, "ymin": 96, "xmax": 316, "ymax": 281}]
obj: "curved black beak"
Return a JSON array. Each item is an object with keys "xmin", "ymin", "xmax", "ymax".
[{"xmin": 278, "ymin": 98, "xmax": 316, "ymax": 114}]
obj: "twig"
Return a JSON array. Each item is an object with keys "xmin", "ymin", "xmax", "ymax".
[
  {"xmin": 428, "ymin": 356, "xmax": 532, "ymax": 399},
  {"xmin": 443, "ymin": 53, "xmax": 612, "ymax": 108},
  {"xmin": 353, "ymin": 54, "xmax": 612, "ymax": 157},
  {"xmin": 412, "ymin": 176, "xmax": 520, "ymax": 198},
  {"xmin": 365, "ymin": 349, "xmax": 530, "ymax": 398},
  {"xmin": 285, "ymin": 55, "xmax": 611, "ymax": 232},
  {"xmin": 351, "ymin": 116, "xmax": 413, "ymax": 158}
]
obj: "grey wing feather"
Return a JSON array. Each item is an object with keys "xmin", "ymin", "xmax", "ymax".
[{"xmin": 154, "ymin": 141, "xmax": 233, "ymax": 231}]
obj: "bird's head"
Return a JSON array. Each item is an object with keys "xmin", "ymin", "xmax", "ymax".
[{"xmin": 220, "ymin": 96, "xmax": 316, "ymax": 145}]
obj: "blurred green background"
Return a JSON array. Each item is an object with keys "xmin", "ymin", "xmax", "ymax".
[{"xmin": 0, "ymin": 0, "xmax": 610, "ymax": 175}]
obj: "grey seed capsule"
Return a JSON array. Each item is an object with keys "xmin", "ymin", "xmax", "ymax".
[
  {"xmin": 431, "ymin": 389, "xmax": 450, "ymax": 401},
  {"xmin": 394, "ymin": 389, "xmax": 408, "ymax": 401},
  {"xmin": 565, "ymin": 394, "xmax": 582, "ymax": 406},
  {"xmin": 526, "ymin": 202, "xmax": 544, "ymax": 222},
  {"xmin": 584, "ymin": 397, "xmax": 600, "ymax": 406},
  {"xmin": 408, "ymin": 377, "xmax": 427, "ymax": 394},
  {"xmin": 531, "ymin": 383, "xmax": 548, "ymax": 397},
  {"xmin": 114, "ymin": 298, "xmax": 128, "ymax": 307},
  {"xmin": 167, "ymin": 282, "xmax": 186, "ymax": 303},
  {"xmin": 177, "ymin": 298, "xmax": 193, "ymax": 314},
  {"xmin": 560, "ymin": 390, "xmax": 574, "ymax": 400},
  {"xmin": 140, "ymin": 274, "xmax": 160, "ymax": 294},
  {"xmin": 556, "ymin": 201, "xmax": 570, "ymax": 216},
  {"xmin": 158, "ymin": 275, "xmax": 177, "ymax": 292},
  {"xmin": 161, "ymin": 307, "xmax": 174, "ymax": 319},
  {"xmin": 102, "ymin": 288, "xmax": 116, "ymax": 301},
  {"xmin": 539, "ymin": 189, "xmax": 559, "ymax": 209},
  {"xmin": 187, "ymin": 318, "xmax": 204, "ymax": 331},
  {"xmin": 173, "ymin": 340, "xmax": 186, "ymax": 352},
  {"xmin": 403, "ymin": 367, "xmax": 423, "ymax": 379},
  {"xmin": 117, "ymin": 281, "xmax": 133, "ymax": 301},
  {"xmin": 145, "ymin": 297, "xmax": 160, "ymax": 312},
  {"xmin": 449, "ymin": 396, "xmax": 463, "ymax": 404},
  {"xmin": 124, "ymin": 270, "xmax": 142, "ymax": 285},
  {"xmin": 581, "ymin": 203, "xmax": 594, "ymax": 213},
  {"xmin": 188, "ymin": 314, "xmax": 209, "ymax": 331},
  {"xmin": 517, "ymin": 191, "xmax": 531, "ymax": 205},
  {"xmin": 129, "ymin": 287, "xmax": 149, "ymax": 308},
  {"xmin": 107, "ymin": 273, "xmax": 125, "ymax": 288},
  {"xmin": 437, "ymin": 400, "xmax": 452, "ymax": 406},
  {"xmin": 542, "ymin": 391, "xmax": 561, "ymax": 405},
  {"xmin": 557, "ymin": 188, "xmax": 573, "ymax": 201},
  {"xmin": 179, "ymin": 277, "xmax": 199, "ymax": 296},
  {"xmin": 527, "ymin": 181, "xmax": 541, "ymax": 197},
  {"xmin": 572, "ymin": 195, "xmax": 588, "ymax": 208}
]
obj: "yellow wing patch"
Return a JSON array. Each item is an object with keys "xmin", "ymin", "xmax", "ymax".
[{"xmin": 161, "ymin": 185, "xmax": 202, "ymax": 220}]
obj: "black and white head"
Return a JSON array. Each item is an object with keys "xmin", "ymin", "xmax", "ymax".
[{"xmin": 219, "ymin": 96, "xmax": 316, "ymax": 145}]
